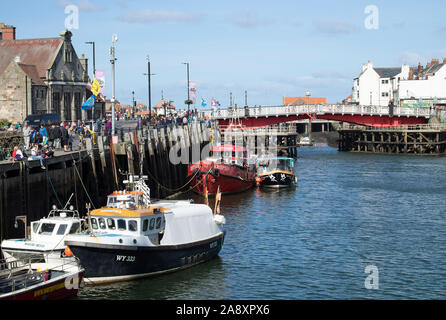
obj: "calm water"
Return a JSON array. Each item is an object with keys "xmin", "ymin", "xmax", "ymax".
[{"xmin": 78, "ymin": 145, "xmax": 446, "ymax": 300}]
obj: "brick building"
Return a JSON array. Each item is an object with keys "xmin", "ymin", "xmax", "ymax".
[{"xmin": 0, "ymin": 24, "xmax": 91, "ymax": 124}]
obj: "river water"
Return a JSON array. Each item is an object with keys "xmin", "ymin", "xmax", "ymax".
[{"xmin": 77, "ymin": 145, "xmax": 446, "ymax": 300}]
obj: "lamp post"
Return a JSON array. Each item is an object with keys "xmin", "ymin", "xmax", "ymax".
[
  {"xmin": 110, "ymin": 33, "xmax": 118, "ymax": 136},
  {"xmin": 85, "ymin": 41, "xmax": 96, "ymax": 77},
  {"xmin": 85, "ymin": 41, "xmax": 96, "ymax": 123},
  {"xmin": 182, "ymin": 62, "xmax": 191, "ymax": 118},
  {"xmin": 132, "ymin": 90, "xmax": 135, "ymax": 119},
  {"xmin": 306, "ymin": 90, "xmax": 312, "ymax": 144}
]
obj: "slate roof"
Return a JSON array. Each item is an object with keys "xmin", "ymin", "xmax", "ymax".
[{"xmin": 373, "ymin": 67, "xmax": 401, "ymax": 78}]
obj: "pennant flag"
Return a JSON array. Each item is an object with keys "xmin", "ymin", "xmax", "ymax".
[
  {"xmin": 91, "ymin": 78, "xmax": 100, "ymax": 96},
  {"xmin": 201, "ymin": 98, "xmax": 207, "ymax": 107},
  {"xmin": 81, "ymin": 94, "xmax": 95, "ymax": 110}
]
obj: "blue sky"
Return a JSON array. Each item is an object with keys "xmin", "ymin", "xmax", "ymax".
[{"xmin": 2, "ymin": 0, "xmax": 446, "ymax": 108}]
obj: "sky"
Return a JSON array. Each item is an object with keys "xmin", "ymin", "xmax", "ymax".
[{"xmin": 2, "ymin": 0, "xmax": 446, "ymax": 109}]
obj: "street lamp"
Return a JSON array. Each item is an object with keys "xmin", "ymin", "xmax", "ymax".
[
  {"xmin": 132, "ymin": 90, "xmax": 135, "ymax": 118},
  {"xmin": 182, "ymin": 62, "xmax": 191, "ymax": 118},
  {"xmin": 85, "ymin": 41, "xmax": 96, "ymax": 77},
  {"xmin": 110, "ymin": 33, "xmax": 118, "ymax": 136},
  {"xmin": 305, "ymin": 90, "xmax": 312, "ymax": 144},
  {"xmin": 85, "ymin": 41, "xmax": 96, "ymax": 123}
]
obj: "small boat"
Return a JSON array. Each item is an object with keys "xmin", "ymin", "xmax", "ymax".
[
  {"xmin": 0, "ymin": 256, "xmax": 84, "ymax": 300},
  {"xmin": 63, "ymin": 175, "xmax": 226, "ymax": 285},
  {"xmin": 187, "ymin": 144, "xmax": 257, "ymax": 196},
  {"xmin": 1, "ymin": 199, "xmax": 85, "ymax": 262},
  {"xmin": 255, "ymin": 157, "xmax": 297, "ymax": 188}
]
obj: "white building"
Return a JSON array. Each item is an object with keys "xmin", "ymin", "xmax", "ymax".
[
  {"xmin": 397, "ymin": 59, "xmax": 446, "ymax": 107},
  {"xmin": 351, "ymin": 61, "xmax": 409, "ymax": 106}
]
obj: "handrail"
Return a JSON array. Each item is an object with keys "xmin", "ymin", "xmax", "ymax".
[{"xmin": 204, "ymin": 104, "xmax": 435, "ymax": 120}]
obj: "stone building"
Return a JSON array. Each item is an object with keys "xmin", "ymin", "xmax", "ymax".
[{"xmin": 0, "ymin": 25, "xmax": 90, "ymax": 124}]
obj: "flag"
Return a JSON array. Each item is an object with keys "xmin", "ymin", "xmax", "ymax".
[
  {"xmin": 91, "ymin": 78, "xmax": 100, "ymax": 96},
  {"xmin": 201, "ymin": 98, "xmax": 207, "ymax": 107},
  {"xmin": 81, "ymin": 94, "xmax": 95, "ymax": 110}
]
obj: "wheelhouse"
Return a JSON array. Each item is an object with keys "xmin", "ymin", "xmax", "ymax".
[
  {"xmin": 256, "ymin": 157, "xmax": 295, "ymax": 175},
  {"xmin": 30, "ymin": 209, "xmax": 83, "ymax": 240}
]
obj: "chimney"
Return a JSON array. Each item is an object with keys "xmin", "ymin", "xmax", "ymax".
[
  {"xmin": 409, "ymin": 67, "xmax": 413, "ymax": 80},
  {"xmin": 417, "ymin": 62, "xmax": 422, "ymax": 80},
  {"xmin": 0, "ymin": 23, "xmax": 16, "ymax": 40}
]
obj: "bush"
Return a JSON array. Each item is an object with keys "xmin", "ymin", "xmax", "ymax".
[{"xmin": 0, "ymin": 119, "xmax": 11, "ymax": 130}]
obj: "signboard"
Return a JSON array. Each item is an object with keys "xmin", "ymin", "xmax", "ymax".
[{"xmin": 95, "ymin": 70, "xmax": 106, "ymax": 94}]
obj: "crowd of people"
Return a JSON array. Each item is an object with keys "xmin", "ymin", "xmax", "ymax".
[
  {"xmin": 6, "ymin": 119, "xmax": 110, "ymax": 169},
  {"xmin": 4, "ymin": 113, "xmax": 212, "ymax": 167}
]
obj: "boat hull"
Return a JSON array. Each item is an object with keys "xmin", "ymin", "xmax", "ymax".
[
  {"xmin": 257, "ymin": 171, "xmax": 296, "ymax": 188},
  {"xmin": 65, "ymin": 232, "xmax": 225, "ymax": 284},
  {"xmin": 188, "ymin": 161, "xmax": 256, "ymax": 195},
  {"xmin": 1, "ymin": 269, "xmax": 84, "ymax": 300}
]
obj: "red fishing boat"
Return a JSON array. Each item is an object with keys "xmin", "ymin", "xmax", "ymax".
[{"xmin": 187, "ymin": 144, "xmax": 257, "ymax": 196}]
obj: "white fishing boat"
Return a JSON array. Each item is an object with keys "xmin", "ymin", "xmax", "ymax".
[
  {"xmin": 1, "ymin": 196, "xmax": 85, "ymax": 262},
  {"xmin": 64, "ymin": 175, "xmax": 226, "ymax": 285}
]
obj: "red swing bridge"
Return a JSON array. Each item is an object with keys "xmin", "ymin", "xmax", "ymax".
[{"xmin": 202, "ymin": 104, "xmax": 432, "ymax": 129}]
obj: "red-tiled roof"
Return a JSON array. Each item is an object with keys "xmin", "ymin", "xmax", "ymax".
[
  {"xmin": 0, "ymin": 38, "xmax": 62, "ymax": 78},
  {"xmin": 283, "ymin": 97, "xmax": 327, "ymax": 105},
  {"xmin": 18, "ymin": 63, "xmax": 45, "ymax": 85}
]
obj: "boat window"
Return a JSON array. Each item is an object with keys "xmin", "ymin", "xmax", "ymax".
[
  {"xmin": 69, "ymin": 222, "xmax": 80, "ymax": 234},
  {"xmin": 107, "ymin": 218, "xmax": 116, "ymax": 230},
  {"xmin": 117, "ymin": 219, "xmax": 126, "ymax": 231},
  {"xmin": 156, "ymin": 217, "xmax": 162, "ymax": 229},
  {"xmin": 143, "ymin": 219, "xmax": 148, "ymax": 232},
  {"xmin": 56, "ymin": 224, "xmax": 68, "ymax": 235},
  {"xmin": 149, "ymin": 218, "xmax": 155, "ymax": 230},
  {"xmin": 128, "ymin": 220, "xmax": 137, "ymax": 232},
  {"xmin": 32, "ymin": 222, "xmax": 40, "ymax": 233},
  {"xmin": 38, "ymin": 223, "xmax": 55, "ymax": 235},
  {"xmin": 91, "ymin": 218, "xmax": 98, "ymax": 230},
  {"xmin": 98, "ymin": 218, "xmax": 106, "ymax": 229},
  {"xmin": 107, "ymin": 196, "xmax": 117, "ymax": 208}
]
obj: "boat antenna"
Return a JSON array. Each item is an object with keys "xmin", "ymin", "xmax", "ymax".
[{"xmin": 63, "ymin": 193, "xmax": 75, "ymax": 210}]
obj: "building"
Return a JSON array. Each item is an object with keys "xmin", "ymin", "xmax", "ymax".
[
  {"xmin": 352, "ymin": 59, "xmax": 446, "ymax": 108},
  {"xmin": 0, "ymin": 24, "xmax": 90, "ymax": 124},
  {"xmin": 396, "ymin": 58, "xmax": 446, "ymax": 107},
  {"xmin": 283, "ymin": 97, "xmax": 327, "ymax": 105},
  {"xmin": 351, "ymin": 61, "xmax": 410, "ymax": 107}
]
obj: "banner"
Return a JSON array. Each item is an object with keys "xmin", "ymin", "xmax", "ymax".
[
  {"xmin": 189, "ymin": 81, "xmax": 196, "ymax": 104},
  {"xmin": 95, "ymin": 70, "xmax": 106, "ymax": 94}
]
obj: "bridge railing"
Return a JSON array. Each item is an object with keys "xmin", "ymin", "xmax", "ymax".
[{"xmin": 203, "ymin": 104, "xmax": 433, "ymax": 119}]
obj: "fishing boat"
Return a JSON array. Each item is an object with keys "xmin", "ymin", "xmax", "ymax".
[
  {"xmin": 63, "ymin": 175, "xmax": 226, "ymax": 285},
  {"xmin": 255, "ymin": 157, "xmax": 297, "ymax": 188},
  {"xmin": 1, "ymin": 197, "xmax": 85, "ymax": 262},
  {"xmin": 0, "ymin": 256, "xmax": 84, "ymax": 300},
  {"xmin": 187, "ymin": 144, "xmax": 257, "ymax": 196}
]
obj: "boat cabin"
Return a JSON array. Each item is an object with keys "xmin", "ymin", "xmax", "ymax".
[
  {"xmin": 256, "ymin": 157, "xmax": 295, "ymax": 175},
  {"xmin": 210, "ymin": 144, "xmax": 251, "ymax": 166},
  {"xmin": 30, "ymin": 209, "xmax": 83, "ymax": 241}
]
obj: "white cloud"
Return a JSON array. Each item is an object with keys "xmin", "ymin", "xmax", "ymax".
[
  {"xmin": 119, "ymin": 10, "xmax": 202, "ymax": 24},
  {"xmin": 313, "ymin": 18, "xmax": 359, "ymax": 36},
  {"xmin": 229, "ymin": 10, "xmax": 275, "ymax": 28},
  {"xmin": 398, "ymin": 52, "xmax": 427, "ymax": 66}
]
